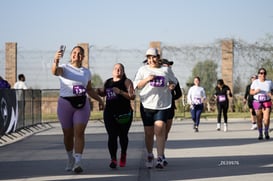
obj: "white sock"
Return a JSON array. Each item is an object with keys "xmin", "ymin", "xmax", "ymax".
[
  {"xmin": 74, "ymin": 153, "xmax": 82, "ymax": 164},
  {"xmin": 67, "ymin": 150, "xmax": 73, "ymax": 161}
]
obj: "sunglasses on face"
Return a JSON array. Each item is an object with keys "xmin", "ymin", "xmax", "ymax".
[{"xmin": 259, "ymin": 72, "xmax": 265, "ymax": 75}]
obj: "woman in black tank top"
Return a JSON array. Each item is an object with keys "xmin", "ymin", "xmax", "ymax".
[{"xmin": 97, "ymin": 63, "xmax": 135, "ymax": 168}]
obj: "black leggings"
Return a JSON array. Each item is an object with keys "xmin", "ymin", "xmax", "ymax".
[
  {"xmin": 217, "ymin": 102, "xmax": 229, "ymax": 124},
  {"xmin": 103, "ymin": 110, "xmax": 132, "ymax": 160}
]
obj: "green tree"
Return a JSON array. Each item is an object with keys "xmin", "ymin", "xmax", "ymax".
[
  {"xmin": 186, "ymin": 60, "xmax": 218, "ymax": 95},
  {"xmin": 91, "ymin": 73, "xmax": 103, "ymax": 88},
  {"xmin": 254, "ymin": 33, "xmax": 273, "ymax": 80}
]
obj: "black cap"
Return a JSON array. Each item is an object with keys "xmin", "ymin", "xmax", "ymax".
[
  {"xmin": 142, "ymin": 59, "xmax": 148, "ymax": 64},
  {"xmin": 251, "ymin": 75, "xmax": 258, "ymax": 79},
  {"xmin": 160, "ymin": 59, "xmax": 174, "ymax": 65}
]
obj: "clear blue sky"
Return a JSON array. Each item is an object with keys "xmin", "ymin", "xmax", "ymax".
[{"xmin": 1, "ymin": 0, "xmax": 273, "ymax": 50}]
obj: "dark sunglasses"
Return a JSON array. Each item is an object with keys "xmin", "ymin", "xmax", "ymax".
[{"xmin": 259, "ymin": 72, "xmax": 265, "ymax": 75}]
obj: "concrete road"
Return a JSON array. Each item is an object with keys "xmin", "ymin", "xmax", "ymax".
[{"xmin": 0, "ymin": 118, "xmax": 273, "ymax": 181}]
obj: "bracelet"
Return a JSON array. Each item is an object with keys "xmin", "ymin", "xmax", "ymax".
[{"xmin": 54, "ymin": 59, "xmax": 59, "ymax": 64}]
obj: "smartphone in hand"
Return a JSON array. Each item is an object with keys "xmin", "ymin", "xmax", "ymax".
[{"xmin": 59, "ymin": 45, "xmax": 66, "ymax": 57}]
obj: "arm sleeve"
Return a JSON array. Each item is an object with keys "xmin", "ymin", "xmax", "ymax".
[
  {"xmin": 167, "ymin": 67, "xmax": 178, "ymax": 85},
  {"xmin": 173, "ymin": 81, "xmax": 182, "ymax": 100},
  {"xmin": 244, "ymin": 85, "xmax": 249, "ymax": 99}
]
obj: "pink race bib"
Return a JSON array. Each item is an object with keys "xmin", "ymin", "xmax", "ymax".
[
  {"xmin": 218, "ymin": 95, "xmax": 226, "ymax": 102},
  {"xmin": 194, "ymin": 97, "xmax": 202, "ymax": 104}
]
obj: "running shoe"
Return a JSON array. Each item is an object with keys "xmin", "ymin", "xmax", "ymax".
[
  {"xmin": 265, "ymin": 132, "xmax": 270, "ymax": 140},
  {"xmin": 155, "ymin": 157, "xmax": 164, "ymax": 169},
  {"xmin": 251, "ymin": 124, "xmax": 257, "ymax": 130},
  {"xmin": 65, "ymin": 157, "xmax": 75, "ymax": 171},
  {"xmin": 145, "ymin": 154, "xmax": 154, "ymax": 168},
  {"xmin": 224, "ymin": 124, "xmax": 228, "ymax": 132},
  {"xmin": 72, "ymin": 162, "xmax": 83, "ymax": 173},
  {"xmin": 194, "ymin": 127, "xmax": 199, "ymax": 132},
  {"xmin": 119, "ymin": 154, "xmax": 126, "ymax": 167},
  {"xmin": 216, "ymin": 123, "xmax": 221, "ymax": 131},
  {"xmin": 109, "ymin": 159, "xmax": 117, "ymax": 169},
  {"xmin": 162, "ymin": 155, "xmax": 168, "ymax": 166}
]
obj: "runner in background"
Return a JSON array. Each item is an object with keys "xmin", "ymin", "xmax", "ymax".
[
  {"xmin": 243, "ymin": 74, "xmax": 257, "ymax": 130},
  {"xmin": 187, "ymin": 76, "xmax": 206, "ymax": 132},
  {"xmin": 214, "ymin": 79, "xmax": 233, "ymax": 132},
  {"xmin": 160, "ymin": 59, "xmax": 182, "ymax": 166},
  {"xmin": 250, "ymin": 68, "xmax": 273, "ymax": 140}
]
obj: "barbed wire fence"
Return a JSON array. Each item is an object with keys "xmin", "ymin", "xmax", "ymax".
[{"xmin": 1, "ymin": 39, "xmax": 272, "ymax": 92}]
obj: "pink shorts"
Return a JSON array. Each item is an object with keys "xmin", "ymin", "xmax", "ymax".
[{"xmin": 252, "ymin": 100, "xmax": 272, "ymax": 110}]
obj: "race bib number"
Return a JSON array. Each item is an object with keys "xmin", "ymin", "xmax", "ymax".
[
  {"xmin": 194, "ymin": 97, "xmax": 201, "ymax": 104},
  {"xmin": 258, "ymin": 94, "xmax": 267, "ymax": 102},
  {"xmin": 106, "ymin": 88, "xmax": 117, "ymax": 101},
  {"xmin": 149, "ymin": 76, "xmax": 165, "ymax": 87},
  {"xmin": 73, "ymin": 85, "xmax": 86, "ymax": 96},
  {"xmin": 218, "ymin": 95, "xmax": 226, "ymax": 102}
]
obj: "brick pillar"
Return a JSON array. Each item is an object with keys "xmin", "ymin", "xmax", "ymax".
[
  {"xmin": 149, "ymin": 41, "xmax": 162, "ymax": 58},
  {"xmin": 221, "ymin": 40, "xmax": 234, "ymax": 111},
  {"xmin": 78, "ymin": 43, "xmax": 89, "ymax": 69},
  {"xmin": 5, "ymin": 42, "xmax": 17, "ymax": 86}
]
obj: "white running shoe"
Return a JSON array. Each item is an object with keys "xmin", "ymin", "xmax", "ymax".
[
  {"xmin": 224, "ymin": 123, "xmax": 228, "ymax": 132},
  {"xmin": 65, "ymin": 157, "xmax": 75, "ymax": 171},
  {"xmin": 146, "ymin": 155, "xmax": 154, "ymax": 168},
  {"xmin": 216, "ymin": 123, "xmax": 221, "ymax": 131},
  {"xmin": 251, "ymin": 124, "xmax": 257, "ymax": 130},
  {"xmin": 155, "ymin": 157, "xmax": 164, "ymax": 169},
  {"xmin": 72, "ymin": 162, "xmax": 83, "ymax": 173}
]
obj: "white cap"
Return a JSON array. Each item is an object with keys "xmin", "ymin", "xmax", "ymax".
[{"xmin": 146, "ymin": 48, "xmax": 159, "ymax": 56}]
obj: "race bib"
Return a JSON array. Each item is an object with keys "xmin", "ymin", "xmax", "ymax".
[
  {"xmin": 258, "ymin": 94, "xmax": 267, "ymax": 102},
  {"xmin": 194, "ymin": 97, "xmax": 202, "ymax": 104},
  {"xmin": 149, "ymin": 76, "xmax": 165, "ymax": 87},
  {"xmin": 106, "ymin": 88, "xmax": 117, "ymax": 101},
  {"xmin": 218, "ymin": 95, "xmax": 226, "ymax": 102},
  {"xmin": 73, "ymin": 85, "xmax": 86, "ymax": 96}
]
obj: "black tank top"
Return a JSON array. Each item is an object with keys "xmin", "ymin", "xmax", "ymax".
[{"xmin": 104, "ymin": 77, "xmax": 131, "ymax": 114}]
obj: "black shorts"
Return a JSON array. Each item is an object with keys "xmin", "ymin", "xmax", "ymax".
[
  {"xmin": 167, "ymin": 107, "xmax": 175, "ymax": 120},
  {"xmin": 140, "ymin": 103, "xmax": 168, "ymax": 126},
  {"xmin": 248, "ymin": 102, "xmax": 254, "ymax": 109}
]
